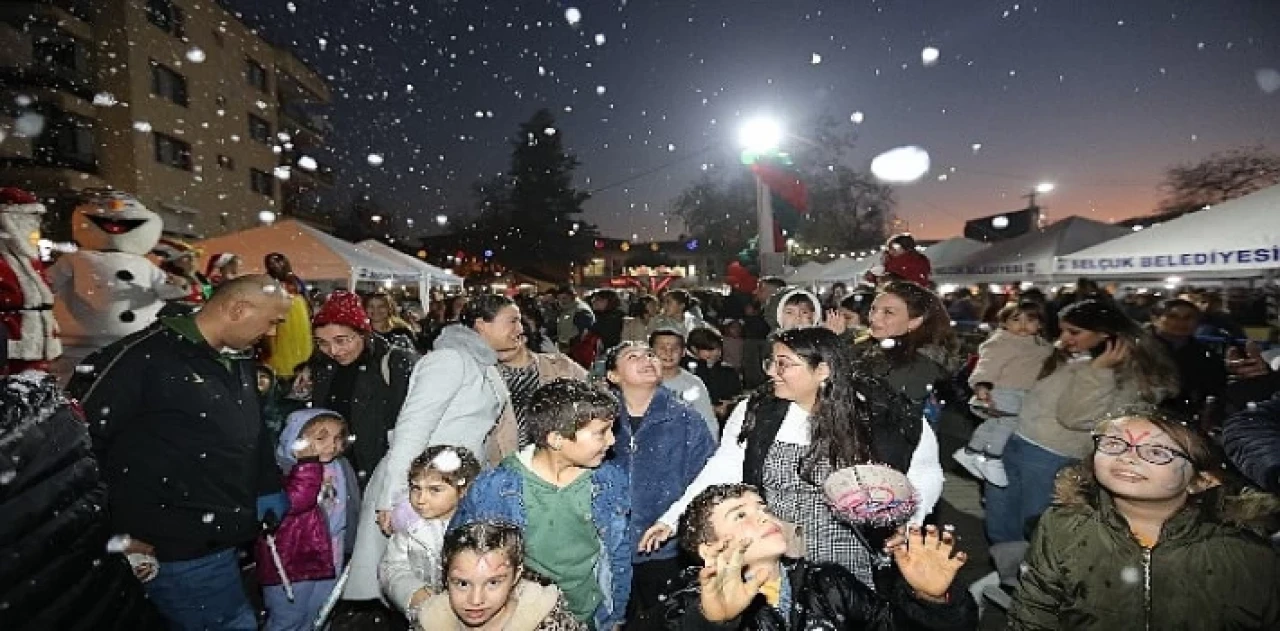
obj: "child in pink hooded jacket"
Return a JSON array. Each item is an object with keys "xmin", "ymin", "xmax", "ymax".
[{"xmin": 255, "ymin": 409, "xmax": 361, "ymax": 631}]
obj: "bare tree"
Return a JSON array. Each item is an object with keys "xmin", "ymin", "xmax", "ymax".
[{"xmin": 1155, "ymin": 146, "xmax": 1280, "ymax": 216}]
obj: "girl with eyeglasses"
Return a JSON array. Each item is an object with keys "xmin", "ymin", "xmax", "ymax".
[
  {"xmin": 1008, "ymin": 406, "xmax": 1280, "ymax": 630},
  {"xmin": 636, "ymin": 327, "xmax": 944, "ymax": 590}
]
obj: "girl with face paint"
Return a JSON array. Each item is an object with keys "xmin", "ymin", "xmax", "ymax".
[{"xmin": 1008, "ymin": 405, "xmax": 1280, "ymax": 630}]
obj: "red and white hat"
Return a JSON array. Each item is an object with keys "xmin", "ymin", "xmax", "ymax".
[{"xmin": 0, "ymin": 187, "xmax": 47, "ymax": 215}]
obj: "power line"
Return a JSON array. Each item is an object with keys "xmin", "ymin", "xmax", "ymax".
[{"xmin": 586, "ymin": 143, "xmax": 719, "ymax": 195}]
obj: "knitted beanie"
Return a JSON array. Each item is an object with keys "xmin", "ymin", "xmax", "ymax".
[{"xmin": 312, "ymin": 290, "xmax": 371, "ymax": 333}]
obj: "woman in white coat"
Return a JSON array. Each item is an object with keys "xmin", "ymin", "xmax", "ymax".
[{"xmin": 341, "ymin": 295, "xmax": 522, "ymax": 605}]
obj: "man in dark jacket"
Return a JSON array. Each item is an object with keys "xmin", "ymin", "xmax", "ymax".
[
  {"xmin": 1148, "ymin": 298, "xmax": 1228, "ymax": 421},
  {"xmin": 67, "ymin": 275, "xmax": 292, "ymax": 630},
  {"xmin": 0, "ymin": 371, "xmax": 164, "ymax": 631},
  {"xmin": 633, "ymin": 484, "xmax": 977, "ymax": 631}
]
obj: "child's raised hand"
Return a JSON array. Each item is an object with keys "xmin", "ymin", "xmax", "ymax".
[
  {"xmin": 697, "ymin": 539, "xmax": 771, "ymax": 622},
  {"xmin": 823, "ymin": 310, "xmax": 847, "ymax": 335},
  {"xmin": 887, "ymin": 525, "xmax": 967, "ymax": 602},
  {"xmin": 638, "ymin": 523, "xmax": 674, "ymax": 553}
]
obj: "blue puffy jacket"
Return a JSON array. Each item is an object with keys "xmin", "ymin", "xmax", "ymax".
[{"xmin": 1223, "ymin": 393, "xmax": 1280, "ymax": 494}]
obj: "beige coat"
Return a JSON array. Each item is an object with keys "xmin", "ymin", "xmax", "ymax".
[
  {"xmin": 485, "ymin": 351, "xmax": 589, "ymax": 466},
  {"xmin": 1014, "ymin": 358, "xmax": 1144, "ymax": 459},
  {"xmin": 969, "ymin": 329, "xmax": 1054, "ymax": 391}
]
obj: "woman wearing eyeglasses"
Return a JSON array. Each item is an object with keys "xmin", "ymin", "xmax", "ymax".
[
  {"xmin": 984, "ymin": 299, "xmax": 1179, "ymax": 548},
  {"xmin": 308, "ymin": 290, "xmax": 419, "ymax": 484},
  {"xmin": 636, "ymin": 327, "xmax": 944, "ymax": 589},
  {"xmin": 1008, "ymin": 406, "xmax": 1279, "ymax": 630}
]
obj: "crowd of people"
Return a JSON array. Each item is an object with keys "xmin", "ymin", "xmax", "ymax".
[{"xmin": 3, "ymin": 241, "xmax": 1279, "ymax": 631}]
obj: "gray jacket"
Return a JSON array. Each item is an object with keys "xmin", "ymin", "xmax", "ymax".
[{"xmin": 343, "ymin": 324, "xmax": 511, "ymax": 601}]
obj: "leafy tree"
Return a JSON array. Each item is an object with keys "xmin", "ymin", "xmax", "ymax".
[
  {"xmin": 671, "ymin": 113, "xmax": 895, "ymax": 257},
  {"xmin": 1155, "ymin": 146, "xmax": 1280, "ymax": 216},
  {"xmin": 468, "ymin": 109, "xmax": 596, "ymax": 281}
]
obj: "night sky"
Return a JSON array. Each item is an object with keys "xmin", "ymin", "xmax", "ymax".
[{"xmin": 229, "ymin": 0, "xmax": 1280, "ymax": 242}]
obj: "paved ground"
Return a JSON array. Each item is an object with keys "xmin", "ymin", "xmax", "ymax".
[{"xmin": 932, "ymin": 407, "xmax": 1008, "ymax": 630}]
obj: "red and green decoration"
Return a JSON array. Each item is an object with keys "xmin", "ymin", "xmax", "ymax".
[{"xmin": 730, "ymin": 153, "xmax": 809, "ymax": 285}]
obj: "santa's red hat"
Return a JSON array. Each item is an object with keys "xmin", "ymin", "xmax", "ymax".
[
  {"xmin": 205, "ymin": 252, "xmax": 239, "ymax": 277},
  {"xmin": 312, "ymin": 290, "xmax": 371, "ymax": 333},
  {"xmin": 0, "ymin": 187, "xmax": 46, "ymax": 215}
]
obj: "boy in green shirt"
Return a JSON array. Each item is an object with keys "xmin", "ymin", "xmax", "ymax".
[{"xmin": 452, "ymin": 379, "xmax": 632, "ymax": 629}]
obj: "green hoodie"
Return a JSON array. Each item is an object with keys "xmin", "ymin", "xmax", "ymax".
[{"xmin": 1009, "ymin": 466, "xmax": 1280, "ymax": 630}]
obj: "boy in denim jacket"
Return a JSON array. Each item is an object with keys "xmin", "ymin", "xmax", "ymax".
[{"xmin": 452, "ymin": 379, "xmax": 631, "ymax": 629}]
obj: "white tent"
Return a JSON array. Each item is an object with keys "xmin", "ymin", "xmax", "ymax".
[
  {"xmin": 934, "ymin": 217, "xmax": 1129, "ymax": 283},
  {"xmin": 195, "ymin": 220, "xmax": 422, "ymax": 287},
  {"xmin": 817, "ymin": 255, "xmax": 877, "ymax": 282},
  {"xmin": 922, "ymin": 237, "xmax": 989, "ymax": 270},
  {"xmin": 786, "ymin": 260, "xmax": 830, "ymax": 284},
  {"xmin": 356, "ymin": 239, "xmax": 465, "ymax": 287},
  {"xmin": 1056, "ymin": 185, "xmax": 1280, "ymax": 279}
]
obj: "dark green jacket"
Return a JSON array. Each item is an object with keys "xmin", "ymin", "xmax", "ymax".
[{"xmin": 1009, "ymin": 467, "xmax": 1280, "ymax": 630}]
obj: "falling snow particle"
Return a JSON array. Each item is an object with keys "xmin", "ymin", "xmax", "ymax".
[
  {"xmin": 14, "ymin": 113, "xmax": 44, "ymax": 137},
  {"xmin": 543, "ymin": 126, "xmax": 557, "ymax": 136},
  {"xmin": 106, "ymin": 535, "xmax": 131, "ymax": 553},
  {"xmin": 286, "ymin": 2, "xmax": 296, "ymax": 13},
  {"xmin": 186, "ymin": 47, "xmax": 206, "ymax": 63},
  {"xmin": 971, "ymin": 143, "xmax": 983, "ymax": 153},
  {"xmin": 921, "ymin": 47, "xmax": 940, "ymax": 66},
  {"xmin": 596, "ymin": 85, "xmax": 607, "ymax": 95},
  {"xmin": 273, "ymin": 166, "xmax": 291, "ymax": 181},
  {"xmin": 879, "ymin": 338, "xmax": 898, "ymax": 349},
  {"xmin": 93, "ymin": 92, "xmax": 117, "ymax": 107},
  {"xmin": 1256, "ymin": 68, "xmax": 1280, "ymax": 94},
  {"xmin": 667, "ymin": 143, "xmax": 676, "ymax": 152},
  {"xmin": 870, "ymin": 146, "xmax": 931, "ymax": 183},
  {"xmin": 1120, "ymin": 567, "xmax": 1141, "ymax": 584},
  {"xmin": 564, "ymin": 7, "xmax": 581, "ymax": 26},
  {"xmin": 850, "ymin": 111, "xmax": 864, "ymax": 124},
  {"xmin": 201, "ymin": 512, "xmax": 215, "ymax": 523},
  {"xmin": 367, "ymin": 153, "xmax": 384, "ymax": 166},
  {"xmin": 594, "ymin": 33, "xmax": 606, "ymax": 45},
  {"xmin": 0, "ymin": 470, "xmax": 14, "ymax": 485},
  {"xmin": 811, "ymin": 53, "xmax": 822, "ymax": 65}
]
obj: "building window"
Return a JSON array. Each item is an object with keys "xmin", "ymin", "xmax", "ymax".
[
  {"xmin": 250, "ymin": 168, "xmax": 275, "ymax": 197},
  {"xmin": 154, "ymin": 133, "xmax": 192, "ymax": 170},
  {"xmin": 248, "ymin": 114, "xmax": 271, "ymax": 144},
  {"xmin": 216, "ymin": 154, "xmax": 235, "ymax": 170},
  {"xmin": 245, "ymin": 59, "xmax": 268, "ymax": 91},
  {"xmin": 33, "ymin": 109, "xmax": 96, "ymax": 171},
  {"xmin": 146, "ymin": 0, "xmax": 185, "ymax": 37},
  {"xmin": 150, "ymin": 61, "xmax": 188, "ymax": 106}
]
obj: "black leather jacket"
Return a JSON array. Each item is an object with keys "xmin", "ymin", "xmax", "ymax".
[{"xmin": 632, "ymin": 558, "xmax": 977, "ymax": 631}]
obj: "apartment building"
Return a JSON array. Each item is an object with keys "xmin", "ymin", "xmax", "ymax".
[{"xmin": 0, "ymin": 0, "xmax": 336, "ymax": 239}]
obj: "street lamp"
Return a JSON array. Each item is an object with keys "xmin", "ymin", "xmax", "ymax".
[
  {"xmin": 739, "ymin": 116, "xmax": 785, "ymax": 276},
  {"xmin": 738, "ymin": 117, "xmax": 782, "ymax": 154}
]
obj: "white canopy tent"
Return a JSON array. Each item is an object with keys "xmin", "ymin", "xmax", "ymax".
[
  {"xmin": 922, "ymin": 237, "xmax": 989, "ymax": 271},
  {"xmin": 1056, "ymin": 185, "xmax": 1280, "ymax": 280},
  {"xmin": 933, "ymin": 217, "xmax": 1130, "ymax": 284},
  {"xmin": 195, "ymin": 220, "xmax": 423, "ymax": 289},
  {"xmin": 357, "ymin": 239, "xmax": 465, "ymax": 288},
  {"xmin": 817, "ymin": 255, "xmax": 877, "ymax": 283},
  {"xmin": 786, "ymin": 260, "xmax": 830, "ymax": 284}
]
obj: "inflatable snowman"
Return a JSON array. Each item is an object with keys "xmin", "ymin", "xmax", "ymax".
[
  {"xmin": 0, "ymin": 187, "xmax": 61, "ymax": 374},
  {"xmin": 48, "ymin": 190, "xmax": 188, "ymax": 380}
]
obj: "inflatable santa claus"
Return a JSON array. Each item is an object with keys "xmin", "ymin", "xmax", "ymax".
[
  {"xmin": 0, "ymin": 187, "xmax": 61, "ymax": 375},
  {"xmin": 48, "ymin": 189, "xmax": 188, "ymax": 381}
]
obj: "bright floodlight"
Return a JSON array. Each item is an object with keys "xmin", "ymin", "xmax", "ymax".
[
  {"xmin": 1035, "ymin": 182, "xmax": 1056, "ymax": 194},
  {"xmin": 739, "ymin": 117, "xmax": 783, "ymax": 153}
]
